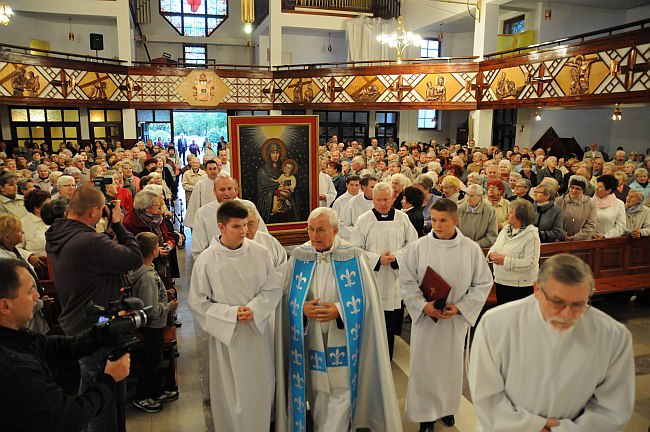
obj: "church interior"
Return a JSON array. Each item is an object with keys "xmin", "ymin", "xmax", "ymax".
[{"xmin": 1, "ymin": 0, "xmax": 650, "ymax": 431}]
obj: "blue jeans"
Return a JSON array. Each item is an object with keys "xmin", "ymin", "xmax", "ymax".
[{"xmin": 79, "ymin": 345, "xmax": 117, "ymax": 432}]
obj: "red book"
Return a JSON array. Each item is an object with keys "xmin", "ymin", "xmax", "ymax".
[{"xmin": 420, "ymin": 266, "xmax": 452, "ymax": 322}]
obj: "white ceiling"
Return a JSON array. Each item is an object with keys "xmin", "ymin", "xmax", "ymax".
[{"xmin": 508, "ymin": 0, "xmax": 650, "ymax": 10}]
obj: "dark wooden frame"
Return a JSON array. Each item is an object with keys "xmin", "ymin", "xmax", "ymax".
[
  {"xmin": 9, "ymin": 106, "xmax": 81, "ymax": 151},
  {"xmin": 88, "ymin": 108, "xmax": 124, "ymax": 145},
  {"xmin": 503, "ymin": 15, "xmax": 525, "ymax": 35}
]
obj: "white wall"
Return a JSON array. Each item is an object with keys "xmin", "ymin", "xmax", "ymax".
[
  {"xmin": 282, "ymin": 31, "xmax": 347, "ymax": 65},
  {"xmin": 538, "ymin": 4, "xmax": 626, "ymax": 42},
  {"xmin": 625, "ymin": 5, "xmax": 650, "ymax": 22},
  {"xmin": 392, "ymin": 110, "xmax": 469, "ymax": 144},
  {"xmin": 136, "ymin": 0, "xmax": 252, "ymax": 64},
  {"xmin": 518, "ymin": 106, "xmax": 650, "ymax": 156},
  {"xmin": 440, "ymin": 32, "xmax": 474, "ymax": 57},
  {"xmin": 2, "ymin": 12, "xmax": 120, "ymax": 59}
]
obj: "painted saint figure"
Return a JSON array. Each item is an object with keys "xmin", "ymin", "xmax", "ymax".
[{"xmin": 566, "ymin": 54, "xmax": 598, "ymax": 95}]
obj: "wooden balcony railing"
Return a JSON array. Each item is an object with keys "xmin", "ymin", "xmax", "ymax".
[{"xmin": 284, "ymin": 0, "xmax": 400, "ymax": 18}]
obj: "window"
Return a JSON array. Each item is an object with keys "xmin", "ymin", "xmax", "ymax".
[
  {"xmin": 418, "ymin": 109, "xmax": 440, "ymax": 130},
  {"xmin": 10, "ymin": 107, "xmax": 80, "ymax": 151},
  {"xmin": 184, "ymin": 44, "xmax": 207, "ymax": 65},
  {"xmin": 314, "ymin": 111, "xmax": 369, "ymax": 145},
  {"xmin": 420, "ymin": 39, "xmax": 441, "ymax": 59},
  {"xmin": 136, "ymin": 109, "xmax": 173, "ymax": 143},
  {"xmin": 160, "ymin": 0, "xmax": 228, "ymax": 37},
  {"xmin": 503, "ymin": 15, "xmax": 525, "ymax": 35},
  {"xmin": 89, "ymin": 109, "xmax": 123, "ymax": 145},
  {"xmin": 375, "ymin": 112, "xmax": 399, "ymax": 147}
]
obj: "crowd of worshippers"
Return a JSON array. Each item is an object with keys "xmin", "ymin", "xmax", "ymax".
[
  {"xmin": 0, "ymin": 134, "xmax": 640, "ymax": 432},
  {"xmin": 315, "ymin": 136, "xmax": 650, "ymax": 247}
]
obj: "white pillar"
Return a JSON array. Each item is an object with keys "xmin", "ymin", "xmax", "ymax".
[
  {"xmin": 122, "ymin": 109, "xmax": 137, "ymax": 140},
  {"xmin": 268, "ymin": 0, "xmax": 283, "ymax": 67},
  {"xmin": 116, "ymin": 0, "xmax": 133, "ymax": 64},
  {"xmin": 470, "ymin": 2, "xmax": 500, "ymax": 147}
]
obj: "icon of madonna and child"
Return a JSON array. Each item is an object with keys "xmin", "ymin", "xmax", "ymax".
[{"xmin": 252, "ymin": 138, "xmax": 308, "ymax": 224}]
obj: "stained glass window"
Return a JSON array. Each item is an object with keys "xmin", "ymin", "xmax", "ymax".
[
  {"xmin": 160, "ymin": 0, "xmax": 228, "ymax": 37},
  {"xmin": 504, "ymin": 15, "xmax": 525, "ymax": 35},
  {"xmin": 184, "ymin": 44, "xmax": 207, "ymax": 65}
]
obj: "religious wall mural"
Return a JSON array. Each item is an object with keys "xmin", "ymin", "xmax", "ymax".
[{"xmin": 229, "ymin": 115, "xmax": 319, "ymax": 233}]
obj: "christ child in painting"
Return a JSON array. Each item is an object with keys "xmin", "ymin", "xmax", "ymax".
[{"xmin": 272, "ymin": 159, "xmax": 298, "ymax": 214}]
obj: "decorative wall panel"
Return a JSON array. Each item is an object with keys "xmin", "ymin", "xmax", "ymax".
[{"xmin": 0, "ymin": 28, "xmax": 647, "ymax": 110}]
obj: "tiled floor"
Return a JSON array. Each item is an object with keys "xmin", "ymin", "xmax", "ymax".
[{"xmin": 126, "ymin": 230, "xmax": 650, "ymax": 432}]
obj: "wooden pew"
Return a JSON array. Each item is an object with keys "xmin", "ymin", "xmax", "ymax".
[{"xmin": 483, "ymin": 236, "xmax": 650, "ymax": 305}]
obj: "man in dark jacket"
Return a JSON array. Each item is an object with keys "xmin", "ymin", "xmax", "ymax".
[
  {"xmin": 0, "ymin": 258, "xmax": 131, "ymax": 432},
  {"xmin": 45, "ymin": 185, "xmax": 143, "ymax": 432}
]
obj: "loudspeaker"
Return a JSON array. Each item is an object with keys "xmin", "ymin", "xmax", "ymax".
[{"xmin": 90, "ymin": 33, "xmax": 104, "ymax": 51}]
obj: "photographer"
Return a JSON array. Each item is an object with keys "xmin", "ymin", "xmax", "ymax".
[
  {"xmin": 45, "ymin": 185, "xmax": 143, "ymax": 432},
  {"xmin": 0, "ymin": 258, "xmax": 131, "ymax": 432}
]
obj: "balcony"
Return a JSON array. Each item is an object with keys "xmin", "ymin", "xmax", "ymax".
[{"xmin": 283, "ymin": 0, "xmax": 399, "ymax": 19}]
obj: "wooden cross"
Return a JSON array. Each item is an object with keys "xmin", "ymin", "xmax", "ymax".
[
  {"xmin": 326, "ymin": 77, "xmax": 344, "ymax": 102},
  {"xmin": 117, "ymin": 76, "xmax": 142, "ymax": 100},
  {"xmin": 619, "ymin": 50, "xmax": 650, "ymax": 91},
  {"xmin": 525, "ymin": 65, "xmax": 553, "ymax": 96},
  {"xmin": 389, "ymin": 75, "xmax": 413, "ymax": 101},
  {"xmin": 261, "ymin": 81, "xmax": 282, "ymax": 102},
  {"xmin": 465, "ymin": 78, "xmax": 490, "ymax": 101},
  {"xmin": 49, "ymin": 70, "xmax": 76, "ymax": 98}
]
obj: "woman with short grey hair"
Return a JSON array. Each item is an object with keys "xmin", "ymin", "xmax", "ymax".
[
  {"xmin": 458, "ymin": 184, "xmax": 498, "ymax": 247},
  {"xmin": 487, "ymin": 199, "xmax": 540, "ymax": 305},
  {"xmin": 624, "ymin": 189, "xmax": 650, "ymax": 237},
  {"xmin": 555, "ymin": 175, "xmax": 597, "ymax": 240},
  {"xmin": 533, "ymin": 182, "xmax": 565, "ymax": 242}
]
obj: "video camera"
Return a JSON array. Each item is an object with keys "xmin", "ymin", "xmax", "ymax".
[
  {"xmin": 85, "ymin": 288, "xmax": 152, "ymax": 361},
  {"xmin": 92, "ymin": 175, "xmax": 116, "ymax": 210}
]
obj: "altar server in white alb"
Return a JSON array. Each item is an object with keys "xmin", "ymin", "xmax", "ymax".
[
  {"xmin": 338, "ymin": 175, "xmax": 377, "ymax": 240},
  {"xmin": 319, "ymin": 170, "xmax": 337, "ymax": 207},
  {"xmin": 399, "ymin": 198, "xmax": 493, "ymax": 432},
  {"xmin": 332, "ymin": 174, "xmax": 361, "ymax": 216},
  {"xmin": 188, "ymin": 201, "xmax": 283, "ymax": 432},
  {"xmin": 351, "ymin": 182, "xmax": 417, "ymax": 359},
  {"xmin": 469, "ymin": 254, "xmax": 635, "ymax": 432},
  {"xmin": 282, "ymin": 207, "xmax": 402, "ymax": 432},
  {"xmin": 184, "ymin": 159, "xmax": 222, "ymax": 228},
  {"xmin": 190, "ymin": 174, "xmax": 267, "ymax": 260},
  {"xmin": 243, "ymin": 203, "xmax": 287, "ymax": 275}
]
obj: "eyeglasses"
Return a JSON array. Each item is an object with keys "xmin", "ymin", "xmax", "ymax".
[
  {"xmin": 60, "ymin": 184, "xmax": 76, "ymax": 188},
  {"xmin": 540, "ymin": 286, "xmax": 591, "ymax": 313},
  {"xmin": 307, "ymin": 227, "xmax": 333, "ymax": 234}
]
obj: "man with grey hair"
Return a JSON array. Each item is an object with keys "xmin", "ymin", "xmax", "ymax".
[
  {"xmin": 457, "ymin": 184, "xmax": 498, "ymax": 247},
  {"xmin": 33, "ymin": 164, "xmax": 52, "ymax": 192},
  {"xmin": 351, "ymin": 182, "xmax": 417, "ymax": 359},
  {"xmin": 72, "ymin": 154, "xmax": 90, "ymax": 183},
  {"xmin": 536, "ymin": 156, "xmax": 563, "ymax": 186},
  {"xmin": 469, "ymin": 254, "xmax": 634, "ymax": 432},
  {"xmin": 282, "ymin": 207, "xmax": 402, "ymax": 432},
  {"xmin": 52, "ymin": 175, "xmax": 77, "ymax": 201},
  {"xmin": 191, "ymin": 173, "xmax": 267, "ymax": 260},
  {"xmin": 63, "ymin": 166, "xmax": 82, "ymax": 186}
]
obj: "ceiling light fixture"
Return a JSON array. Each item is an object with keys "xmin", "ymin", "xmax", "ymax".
[
  {"xmin": 376, "ymin": 1, "xmax": 422, "ymax": 65},
  {"xmin": 612, "ymin": 104, "xmax": 622, "ymax": 121},
  {"xmin": 68, "ymin": 18, "xmax": 75, "ymax": 43},
  {"xmin": 241, "ymin": 0, "xmax": 254, "ymax": 34},
  {"xmin": 535, "ymin": 109, "xmax": 542, "ymax": 121},
  {"xmin": 0, "ymin": 2, "xmax": 14, "ymax": 26}
]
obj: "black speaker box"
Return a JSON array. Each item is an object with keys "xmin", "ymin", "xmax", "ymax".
[{"xmin": 90, "ymin": 33, "xmax": 104, "ymax": 51}]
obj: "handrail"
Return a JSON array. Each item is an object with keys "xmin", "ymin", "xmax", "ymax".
[
  {"xmin": 273, "ymin": 56, "xmax": 480, "ymax": 70},
  {"xmin": 484, "ymin": 18, "xmax": 650, "ymax": 59},
  {"xmin": 0, "ymin": 43, "xmax": 127, "ymax": 65},
  {"xmin": 130, "ymin": 60, "xmax": 272, "ymax": 70}
]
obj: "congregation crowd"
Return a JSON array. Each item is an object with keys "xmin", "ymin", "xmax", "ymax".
[{"xmin": 0, "ymin": 133, "xmax": 643, "ymax": 432}]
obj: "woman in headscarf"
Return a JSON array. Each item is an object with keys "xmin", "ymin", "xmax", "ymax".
[{"xmin": 123, "ymin": 190, "xmax": 176, "ymax": 288}]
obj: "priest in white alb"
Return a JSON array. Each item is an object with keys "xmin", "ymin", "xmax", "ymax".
[
  {"xmin": 350, "ymin": 182, "xmax": 417, "ymax": 359},
  {"xmin": 184, "ymin": 159, "xmax": 222, "ymax": 228},
  {"xmin": 319, "ymin": 170, "xmax": 337, "ymax": 207},
  {"xmin": 244, "ymin": 203, "xmax": 287, "ymax": 275},
  {"xmin": 338, "ymin": 175, "xmax": 377, "ymax": 240},
  {"xmin": 332, "ymin": 174, "xmax": 361, "ymax": 216},
  {"xmin": 399, "ymin": 198, "xmax": 493, "ymax": 432},
  {"xmin": 469, "ymin": 254, "xmax": 634, "ymax": 432},
  {"xmin": 190, "ymin": 174, "xmax": 267, "ymax": 260},
  {"xmin": 188, "ymin": 201, "xmax": 283, "ymax": 432},
  {"xmin": 280, "ymin": 207, "xmax": 402, "ymax": 432}
]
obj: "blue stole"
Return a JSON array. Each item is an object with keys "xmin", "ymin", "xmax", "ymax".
[{"xmin": 288, "ymin": 255, "xmax": 365, "ymax": 432}]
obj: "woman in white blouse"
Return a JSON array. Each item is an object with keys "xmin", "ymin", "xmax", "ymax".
[
  {"xmin": 487, "ymin": 199, "xmax": 541, "ymax": 305},
  {"xmin": 592, "ymin": 174, "xmax": 626, "ymax": 239},
  {"xmin": 19, "ymin": 189, "xmax": 51, "ymax": 257}
]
